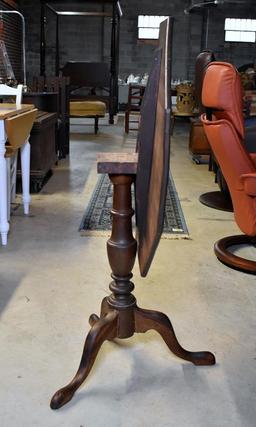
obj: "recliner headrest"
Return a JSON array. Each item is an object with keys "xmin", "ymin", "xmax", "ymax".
[
  {"xmin": 195, "ymin": 50, "xmax": 215, "ymax": 113},
  {"xmin": 202, "ymin": 61, "xmax": 245, "ymax": 140}
]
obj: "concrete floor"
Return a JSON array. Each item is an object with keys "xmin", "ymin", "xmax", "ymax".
[{"xmin": 0, "ymin": 119, "xmax": 256, "ymax": 427}]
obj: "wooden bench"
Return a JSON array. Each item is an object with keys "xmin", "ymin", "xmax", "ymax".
[{"xmin": 69, "ymin": 100, "xmax": 106, "ymax": 134}]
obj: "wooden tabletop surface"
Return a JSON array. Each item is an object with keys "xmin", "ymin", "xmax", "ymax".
[
  {"xmin": 0, "ymin": 104, "xmax": 35, "ymax": 119},
  {"xmin": 97, "ymin": 152, "xmax": 138, "ymax": 174}
]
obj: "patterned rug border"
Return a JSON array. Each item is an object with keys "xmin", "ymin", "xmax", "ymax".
[{"xmin": 79, "ymin": 173, "xmax": 189, "ymax": 240}]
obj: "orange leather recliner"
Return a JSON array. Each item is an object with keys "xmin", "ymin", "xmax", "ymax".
[{"xmin": 201, "ymin": 61, "xmax": 256, "ymax": 274}]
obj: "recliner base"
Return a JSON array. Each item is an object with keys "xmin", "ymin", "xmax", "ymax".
[
  {"xmin": 214, "ymin": 234, "xmax": 256, "ymax": 274},
  {"xmin": 199, "ymin": 191, "xmax": 233, "ymax": 212}
]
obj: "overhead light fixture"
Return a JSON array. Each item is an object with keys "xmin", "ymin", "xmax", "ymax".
[
  {"xmin": 184, "ymin": 1, "xmax": 218, "ymax": 14},
  {"xmin": 184, "ymin": 0, "xmax": 248, "ymax": 15}
]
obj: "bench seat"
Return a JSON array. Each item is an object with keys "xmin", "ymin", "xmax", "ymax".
[{"xmin": 70, "ymin": 101, "xmax": 106, "ymax": 134}]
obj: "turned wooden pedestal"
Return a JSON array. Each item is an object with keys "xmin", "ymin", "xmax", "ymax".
[{"xmin": 50, "ymin": 155, "xmax": 215, "ymax": 410}]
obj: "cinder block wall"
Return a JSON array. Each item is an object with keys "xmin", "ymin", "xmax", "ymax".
[
  {"xmin": 0, "ymin": 0, "xmax": 22, "ymax": 82},
  {"xmin": 20, "ymin": 0, "xmax": 256, "ymax": 86},
  {"xmin": 20, "ymin": 0, "xmax": 193, "ymax": 84},
  {"xmin": 118, "ymin": 0, "xmax": 191, "ymax": 80},
  {"xmin": 202, "ymin": 4, "xmax": 256, "ymax": 67}
]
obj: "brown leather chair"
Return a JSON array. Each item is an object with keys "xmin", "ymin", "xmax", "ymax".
[
  {"xmin": 190, "ymin": 51, "xmax": 234, "ymax": 212},
  {"xmin": 189, "ymin": 50, "xmax": 215, "ymax": 159},
  {"xmin": 201, "ymin": 61, "xmax": 256, "ymax": 274},
  {"xmin": 197, "ymin": 55, "xmax": 256, "ymax": 212}
]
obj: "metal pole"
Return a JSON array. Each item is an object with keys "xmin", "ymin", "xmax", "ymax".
[
  {"xmin": 55, "ymin": 13, "xmax": 60, "ymax": 76},
  {"xmin": 40, "ymin": 2, "xmax": 46, "ymax": 76},
  {"xmin": 115, "ymin": 10, "xmax": 120, "ymax": 112},
  {"xmin": 205, "ymin": 8, "xmax": 210, "ymax": 49},
  {"xmin": 109, "ymin": 2, "xmax": 117, "ymax": 123},
  {"xmin": 101, "ymin": 4, "xmax": 104, "ymax": 62},
  {"xmin": 0, "ymin": 10, "xmax": 26, "ymax": 87}
]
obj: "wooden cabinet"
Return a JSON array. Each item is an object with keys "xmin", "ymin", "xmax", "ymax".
[{"xmin": 17, "ymin": 111, "xmax": 57, "ymax": 192}]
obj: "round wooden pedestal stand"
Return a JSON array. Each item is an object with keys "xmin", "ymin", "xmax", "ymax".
[{"xmin": 50, "ymin": 18, "xmax": 215, "ymax": 410}]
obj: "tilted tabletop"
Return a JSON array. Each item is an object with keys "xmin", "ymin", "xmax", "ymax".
[{"xmin": 0, "ymin": 103, "xmax": 35, "ymax": 120}]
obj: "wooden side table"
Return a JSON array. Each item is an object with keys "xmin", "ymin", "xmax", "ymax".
[{"xmin": 50, "ymin": 18, "xmax": 215, "ymax": 411}]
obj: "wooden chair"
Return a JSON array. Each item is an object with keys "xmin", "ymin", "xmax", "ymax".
[
  {"xmin": 202, "ymin": 61, "xmax": 256, "ymax": 274},
  {"xmin": 125, "ymin": 84, "xmax": 145, "ymax": 133}
]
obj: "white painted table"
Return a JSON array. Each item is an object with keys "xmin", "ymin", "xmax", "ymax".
[{"xmin": 0, "ymin": 104, "xmax": 37, "ymax": 245}]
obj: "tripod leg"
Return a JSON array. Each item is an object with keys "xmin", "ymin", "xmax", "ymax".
[
  {"xmin": 100, "ymin": 296, "xmax": 112, "ymax": 317},
  {"xmin": 89, "ymin": 313, "xmax": 100, "ymax": 326},
  {"xmin": 135, "ymin": 307, "xmax": 215, "ymax": 366},
  {"xmin": 50, "ymin": 310, "xmax": 118, "ymax": 410},
  {"xmin": 89, "ymin": 297, "xmax": 112, "ymax": 327}
]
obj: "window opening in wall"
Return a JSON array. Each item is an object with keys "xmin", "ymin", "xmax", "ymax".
[
  {"xmin": 138, "ymin": 15, "xmax": 168, "ymax": 40},
  {"xmin": 225, "ymin": 18, "xmax": 256, "ymax": 43}
]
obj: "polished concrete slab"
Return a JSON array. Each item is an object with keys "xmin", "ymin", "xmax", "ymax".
[{"xmin": 0, "ymin": 120, "xmax": 255, "ymax": 427}]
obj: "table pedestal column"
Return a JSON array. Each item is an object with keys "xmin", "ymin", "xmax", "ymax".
[{"xmin": 50, "ymin": 172, "xmax": 215, "ymax": 410}]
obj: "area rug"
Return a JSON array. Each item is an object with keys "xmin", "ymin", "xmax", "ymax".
[{"xmin": 79, "ymin": 173, "xmax": 189, "ymax": 239}]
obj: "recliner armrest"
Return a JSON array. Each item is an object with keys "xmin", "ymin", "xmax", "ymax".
[{"xmin": 240, "ymin": 173, "xmax": 256, "ymax": 196}]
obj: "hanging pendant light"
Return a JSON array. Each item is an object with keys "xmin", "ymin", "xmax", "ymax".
[{"xmin": 184, "ymin": 0, "xmax": 254, "ymax": 14}]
